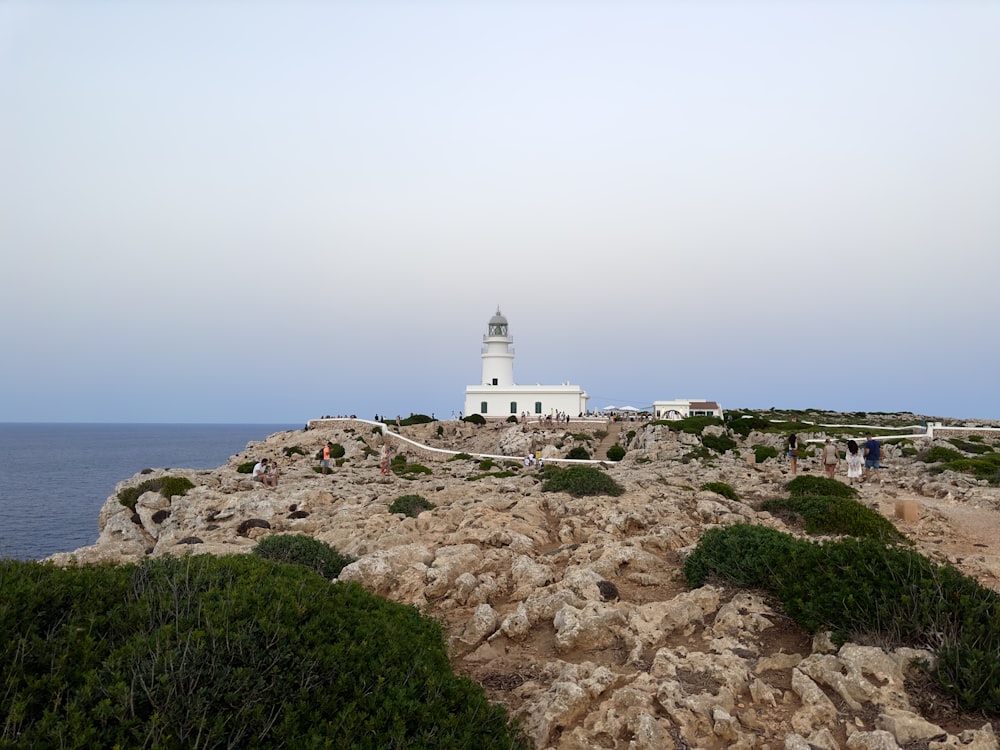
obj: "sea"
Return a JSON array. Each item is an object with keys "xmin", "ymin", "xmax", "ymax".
[{"xmin": 0, "ymin": 423, "xmax": 299, "ymax": 561}]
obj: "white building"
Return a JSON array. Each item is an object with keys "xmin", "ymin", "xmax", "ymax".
[
  {"xmin": 464, "ymin": 309, "xmax": 589, "ymax": 419},
  {"xmin": 652, "ymin": 399, "xmax": 724, "ymax": 420}
]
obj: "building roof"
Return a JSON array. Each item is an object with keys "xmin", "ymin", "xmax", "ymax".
[{"xmin": 689, "ymin": 401, "xmax": 720, "ymax": 410}]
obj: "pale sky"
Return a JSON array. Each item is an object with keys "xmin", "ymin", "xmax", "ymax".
[{"xmin": 2, "ymin": 1, "xmax": 998, "ymax": 423}]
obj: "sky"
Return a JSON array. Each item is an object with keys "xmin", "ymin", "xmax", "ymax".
[{"xmin": 1, "ymin": 1, "xmax": 998, "ymax": 424}]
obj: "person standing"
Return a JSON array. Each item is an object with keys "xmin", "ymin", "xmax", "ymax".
[
  {"xmin": 863, "ymin": 433, "xmax": 882, "ymax": 484},
  {"xmin": 846, "ymin": 440, "xmax": 864, "ymax": 486},
  {"xmin": 787, "ymin": 434, "xmax": 799, "ymax": 475},
  {"xmin": 380, "ymin": 441, "xmax": 393, "ymax": 476},
  {"xmin": 321, "ymin": 442, "xmax": 332, "ymax": 475},
  {"xmin": 821, "ymin": 439, "xmax": 840, "ymax": 479}
]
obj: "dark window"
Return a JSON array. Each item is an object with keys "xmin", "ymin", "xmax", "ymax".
[
  {"xmin": 534, "ymin": 402, "xmax": 542, "ymax": 414},
  {"xmin": 510, "ymin": 402, "xmax": 517, "ymax": 414},
  {"xmin": 492, "ymin": 378, "xmax": 498, "ymax": 385},
  {"xmin": 481, "ymin": 402, "xmax": 488, "ymax": 414}
]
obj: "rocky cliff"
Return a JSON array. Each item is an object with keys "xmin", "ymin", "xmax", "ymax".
[{"xmin": 51, "ymin": 416, "xmax": 1000, "ymax": 750}]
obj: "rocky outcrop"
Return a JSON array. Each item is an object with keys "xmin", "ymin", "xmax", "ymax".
[{"xmin": 49, "ymin": 418, "xmax": 1000, "ymax": 750}]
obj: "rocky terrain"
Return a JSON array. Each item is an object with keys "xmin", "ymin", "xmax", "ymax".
[{"xmin": 52, "ymin": 415, "xmax": 1000, "ymax": 750}]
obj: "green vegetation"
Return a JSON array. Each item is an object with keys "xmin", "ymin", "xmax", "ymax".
[
  {"xmin": 449, "ymin": 452, "xmax": 473, "ymax": 461},
  {"xmin": 282, "ymin": 445, "xmax": 307, "ymax": 457},
  {"xmin": 922, "ymin": 445, "xmax": 1000, "ymax": 484},
  {"xmin": 753, "ymin": 445, "xmax": 779, "ymax": 463},
  {"xmin": 388, "ymin": 494, "xmax": 437, "ymax": 516},
  {"xmin": 253, "ymin": 534, "xmax": 355, "ymax": 578},
  {"xmin": 541, "ymin": 465, "xmax": 624, "ymax": 497},
  {"xmin": 948, "ymin": 438, "xmax": 995, "ymax": 455},
  {"xmin": 657, "ymin": 416, "xmax": 724, "ymax": 434},
  {"xmin": 922, "ymin": 446, "xmax": 965, "ymax": 463},
  {"xmin": 786, "ymin": 475, "xmax": 858, "ymax": 498},
  {"xmin": 683, "ymin": 524, "xmax": 1000, "ymax": 713},
  {"xmin": 390, "ymin": 454, "xmax": 433, "ymax": 478},
  {"xmin": 762, "ymin": 495, "xmax": 906, "ymax": 542},
  {"xmin": 237, "ymin": 460, "xmax": 256, "ymax": 474},
  {"xmin": 727, "ymin": 412, "xmax": 773, "ymax": 437},
  {"xmin": 479, "ymin": 458, "xmax": 498, "ymax": 471},
  {"xmin": 117, "ymin": 476, "xmax": 195, "ymax": 511},
  {"xmin": 506, "ymin": 415, "xmax": 519, "ymax": 423},
  {"xmin": 702, "ymin": 433, "xmax": 737, "ymax": 454},
  {"xmin": 606, "ymin": 444, "xmax": 626, "ymax": 462},
  {"xmin": 462, "ymin": 414, "xmax": 486, "ymax": 426},
  {"xmin": 565, "ymin": 446, "xmax": 591, "ymax": 460},
  {"xmin": 383, "ymin": 414, "xmax": 435, "ymax": 426},
  {"xmin": 700, "ymin": 482, "xmax": 738, "ymax": 501},
  {"xmin": 0, "ymin": 555, "xmax": 527, "ymax": 749}
]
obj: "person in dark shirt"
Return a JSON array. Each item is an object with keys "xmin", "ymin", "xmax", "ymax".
[{"xmin": 863, "ymin": 433, "xmax": 882, "ymax": 484}]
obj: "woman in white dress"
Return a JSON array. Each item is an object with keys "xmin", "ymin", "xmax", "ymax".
[{"xmin": 845, "ymin": 440, "xmax": 864, "ymax": 486}]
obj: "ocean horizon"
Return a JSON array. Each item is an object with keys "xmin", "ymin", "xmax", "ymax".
[{"xmin": 0, "ymin": 422, "xmax": 299, "ymax": 561}]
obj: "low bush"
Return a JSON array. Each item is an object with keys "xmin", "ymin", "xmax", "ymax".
[
  {"xmin": 237, "ymin": 460, "xmax": 256, "ymax": 474},
  {"xmin": 702, "ymin": 433, "xmax": 737, "ymax": 454},
  {"xmin": 0, "ymin": 556, "xmax": 526, "ymax": 748},
  {"xmin": 282, "ymin": 446, "xmax": 307, "ymax": 457},
  {"xmin": 761, "ymin": 495, "xmax": 906, "ymax": 542},
  {"xmin": 467, "ymin": 471, "xmax": 518, "ymax": 481},
  {"xmin": 948, "ymin": 438, "xmax": 994, "ymax": 455},
  {"xmin": 253, "ymin": 534, "xmax": 354, "ymax": 578},
  {"xmin": 683, "ymin": 524, "xmax": 1000, "ymax": 713},
  {"xmin": 463, "ymin": 414, "xmax": 486, "ymax": 426},
  {"xmin": 479, "ymin": 458, "xmax": 498, "ymax": 470},
  {"xmin": 932, "ymin": 453, "xmax": 1000, "ymax": 485},
  {"xmin": 118, "ymin": 476, "xmax": 196, "ymax": 511},
  {"xmin": 753, "ymin": 445, "xmax": 779, "ymax": 463},
  {"xmin": 506, "ymin": 415, "xmax": 519, "ymax": 423},
  {"xmin": 786, "ymin": 475, "xmax": 858, "ymax": 498},
  {"xmin": 923, "ymin": 446, "xmax": 965, "ymax": 463},
  {"xmin": 728, "ymin": 413, "xmax": 773, "ymax": 437},
  {"xmin": 449, "ymin": 452, "xmax": 473, "ymax": 461},
  {"xmin": 542, "ymin": 466, "xmax": 624, "ymax": 497},
  {"xmin": 659, "ymin": 416, "xmax": 724, "ymax": 435},
  {"xmin": 606, "ymin": 444, "xmax": 626, "ymax": 461},
  {"xmin": 700, "ymin": 482, "xmax": 738, "ymax": 501},
  {"xmin": 388, "ymin": 494, "xmax": 437, "ymax": 516},
  {"xmin": 565, "ymin": 446, "xmax": 591, "ymax": 460}
]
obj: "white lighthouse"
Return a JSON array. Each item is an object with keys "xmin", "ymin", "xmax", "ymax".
[
  {"xmin": 481, "ymin": 307, "xmax": 515, "ymax": 387},
  {"xmin": 464, "ymin": 308, "xmax": 589, "ymax": 419}
]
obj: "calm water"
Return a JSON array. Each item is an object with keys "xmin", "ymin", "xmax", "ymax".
[{"xmin": 0, "ymin": 423, "xmax": 298, "ymax": 561}]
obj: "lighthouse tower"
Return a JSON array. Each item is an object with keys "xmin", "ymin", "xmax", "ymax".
[
  {"xmin": 464, "ymin": 307, "xmax": 589, "ymax": 419},
  {"xmin": 481, "ymin": 307, "xmax": 515, "ymax": 386}
]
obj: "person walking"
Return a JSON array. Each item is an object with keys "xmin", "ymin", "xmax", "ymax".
[
  {"xmin": 321, "ymin": 442, "xmax": 332, "ymax": 475},
  {"xmin": 821, "ymin": 438, "xmax": 840, "ymax": 479},
  {"xmin": 846, "ymin": 440, "xmax": 863, "ymax": 486},
  {"xmin": 863, "ymin": 433, "xmax": 883, "ymax": 484},
  {"xmin": 380, "ymin": 441, "xmax": 393, "ymax": 476},
  {"xmin": 787, "ymin": 434, "xmax": 799, "ymax": 475}
]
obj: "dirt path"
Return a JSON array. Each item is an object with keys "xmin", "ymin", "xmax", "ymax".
[{"xmin": 869, "ymin": 488, "xmax": 1000, "ymax": 592}]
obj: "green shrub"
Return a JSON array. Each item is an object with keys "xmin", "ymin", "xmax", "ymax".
[
  {"xmin": 253, "ymin": 534, "xmax": 354, "ymax": 578},
  {"xmin": 660, "ymin": 416, "xmax": 724, "ymax": 435},
  {"xmin": 467, "ymin": 471, "xmax": 517, "ymax": 481},
  {"xmin": 388, "ymin": 494, "xmax": 437, "ymax": 516},
  {"xmin": 682, "ymin": 447, "xmax": 713, "ymax": 463},
  {"xmin": 753, "ymin": 445, "xmax": 779, "ymax": 463},
  {"xmin": 948, "ymin": 438, "xmax": 994, "ymax": 455},
  {"xmin": 606, "ymin": 444, "xmax": 626, "ymax": 461},
  {"xmin": 237, "ymin": 460, "xmax": 256, "ymax": 474},
  {"xmin": 761, "ymin": 495, "xmax": 906, "ymax": 542},
  {"xmin": 479, "ymin": 458, "xmax": 498, "ymax": 470},
  {"xmin": 463, "ymin": 414, "xmax": 486, "ymax": 426},
  {"xmin": 702, "ymin": 433, "xmax": 737, "ymax": 453},
  {"xmin": 566, "ymin": 446, "xmax": 591, "ymax": 460},
  {"xmin": 933, "ymin": 453, "xmax": 1000, "ymax": 485},
  {"xmin": 786, "ymin": 475, "xmax": 858, "ymax": 498},
  {"xmin": 0, "ymin": 555, "xmax": 527, "ymax": 749},
  {"xmin": 506, "ymin": 415, "xmax": 518, "ymax": 423},
  {"xmin": 384, "ymin": 414, "xmax": 434, "ymax": 426},
  {"xmin": 542, "ymin": 466, "xmax": 624, "ymax": 497},
  {"xmin": 683, "ymin": 524, "xmax": 1000, "ymax": 713},
  {"xmin": 728, "ymin": 414, "xmax": 772, "ymax": 437},
  {"xmin": 118, "ymin": 476, "xmax": 196, "ymax": 511},
  {"xmin": 924, "ymin": 445, "xmax": 965, "ymax": 463},
  {"xmin": 449, "ymin": 452, "xmax": 473, "ymax": 461},
  {"xmin": 282, "ymin": 446, "xmax": 307, "ymax": 457},
  {"xmin": 700, "ymin": 482, "xmax": 738, "ymax": 501}
]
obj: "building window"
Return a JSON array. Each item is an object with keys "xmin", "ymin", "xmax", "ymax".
[
  {"xmin": 510, "ymin": 402, "xmax": 517, "ymax": 414},
  {"xmin": 481, "ymin": 401, "xmax": 488, "ymax": 414},
  {"xmin": 534, "ymin": 402, "xmax": 542, "ymax": 414},
  {"xmin": 492, "ymin": 378, "xmax": 498, "ymax": 385}
]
